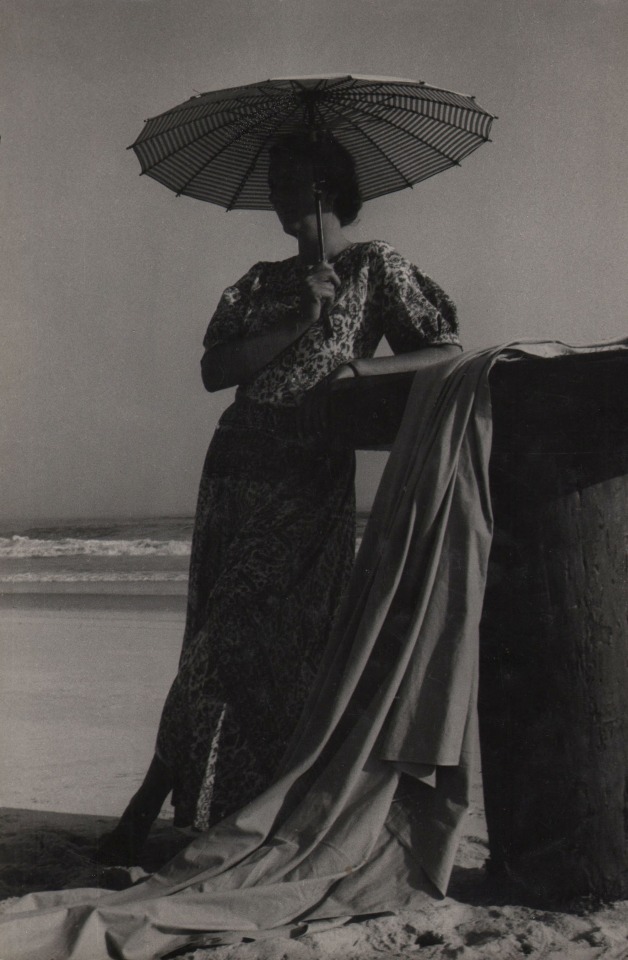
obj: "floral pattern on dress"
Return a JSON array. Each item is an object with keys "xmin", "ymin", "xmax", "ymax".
[
  {"xmin": 203, "ymin": 240, "xmax": 460, "ymax": 407},
  {"xmin": 156, "ymin": 403, "xmax": 356, "ymax": 830}
]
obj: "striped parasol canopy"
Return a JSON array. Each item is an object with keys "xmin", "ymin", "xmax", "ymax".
[{"xmin": 129, "ymin": 74, "xmax": 496, "ymax": 211}]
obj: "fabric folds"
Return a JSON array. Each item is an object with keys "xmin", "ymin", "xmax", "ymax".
[{"xmin": 1, "ymin": 338, "xmax": 626, "ymax": 960}]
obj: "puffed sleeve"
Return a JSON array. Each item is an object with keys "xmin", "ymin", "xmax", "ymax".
[
  {"xmin": 202, "ymin": 262, "xmax": 263, "ymax": 349},
  {"xmin": 371, "ymin": 242, "xmax": 461, "ymax": 353}
]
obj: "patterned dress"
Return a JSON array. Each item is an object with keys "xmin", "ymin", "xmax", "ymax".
[{"xmin": 155, "ymin": 240, "xmax": 460, "ymax": 830}]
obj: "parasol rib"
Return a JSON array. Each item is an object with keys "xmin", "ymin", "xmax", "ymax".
[
  {"xmin": 338, "ymin": 86, "xmax": 495, "ymax": 120},
  {"xmin": 168, "ymin": 101, "xmax": 301, "ymax": 197},
  {"xmin": 130, "ymin": 93, "xmax": 292, "ymax": 152},
  {"xmin": 266, "ymin": 76, "xmax": 357, "ymax": 96},
  {"xmin": 225, "ymin": 129, "xmax": 283, "ymax": 211},
  {"xmin": 321, "ymin": 99, "xmax": 416, "ymax": 190},
  {"xmin": 324, "ymin": 97, "xmax": 470, "ymax": 167},
  {"xmin": 324, "ymin": 97, "xmax": 472, "ymax": 166}
]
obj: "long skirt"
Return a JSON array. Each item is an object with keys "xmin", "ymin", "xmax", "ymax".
[{"xmin": 156, "ymin": 396, "xmax": 356, "ymax": 829}]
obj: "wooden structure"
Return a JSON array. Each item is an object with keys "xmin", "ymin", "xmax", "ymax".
[{"xmin": 331, "ymin": 350, "xmax": 628, "ymax": 902}]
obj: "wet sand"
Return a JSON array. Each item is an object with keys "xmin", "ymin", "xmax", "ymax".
[{"xmin": 0, "ymin": 591, "xmax": 185, "ymax": 816}]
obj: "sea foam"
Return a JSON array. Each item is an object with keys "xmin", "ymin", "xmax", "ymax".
[
  {"xmin": 0, "ymin": 536, "xmax": 191, "ymax": 559},
  {"xmin": 1, "ymin": 571, "xmax": 189, "ymax": 583}
]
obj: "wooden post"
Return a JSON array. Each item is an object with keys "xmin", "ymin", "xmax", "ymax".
[
  {"xmin": 331, "ymin": 351, "xmax": 628, "ymax": 902},
  {"xmin": 479, "ymin": 354, "xmax": 628, "ymax": 902}
]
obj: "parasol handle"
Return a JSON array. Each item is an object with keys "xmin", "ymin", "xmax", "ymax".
[
  {"xmin": 313, "ymin": 180, "xmax": 334, "ymax": 339},
  {"xmin": 308, "ymin": 118, "xmax": 333, "ymax": 338}
]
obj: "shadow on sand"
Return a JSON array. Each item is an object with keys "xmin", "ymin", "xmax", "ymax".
[{"xmin": 0, "ymin": 807, "xmax": 190, "ymax": 899}]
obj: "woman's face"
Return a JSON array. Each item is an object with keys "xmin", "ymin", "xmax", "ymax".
[{"xmin": 268, "ymin": 154, "xmax": 333, "ymax": 237}]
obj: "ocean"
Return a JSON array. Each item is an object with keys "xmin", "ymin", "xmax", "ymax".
[{"xmin": 0, "ymin": 515, "xmax": 369, "ymax": 596}]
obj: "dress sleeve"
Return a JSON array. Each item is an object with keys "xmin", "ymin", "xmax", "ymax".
[
  {"xmin": 372, "ymin": 243, "xmax": 461, "ymax": 354},
  {"xmin": 202, "ymin": 263, "xmax": 263, "ymax": 349}
]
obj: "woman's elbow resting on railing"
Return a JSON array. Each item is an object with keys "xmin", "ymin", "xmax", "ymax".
[{"xmin": 349, "ymin": 342, "xmax": 462, "ymax": 378}]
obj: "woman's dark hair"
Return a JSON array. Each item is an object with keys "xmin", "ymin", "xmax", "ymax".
[{"xmin": 268, "ymin": 133, "xmax": 362, "ymax": 226}]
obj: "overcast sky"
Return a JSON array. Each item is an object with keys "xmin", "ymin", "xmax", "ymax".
[{"xmin": 2, "ymin": 0, "xmax": 627, "ymax": 521}]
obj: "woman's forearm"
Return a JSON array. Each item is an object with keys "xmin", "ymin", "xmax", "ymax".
[
  {"xmin": 201, "ymin": 315, "xmax": 314, "ymax": 392},
  {"xmin": 347, "ymin": 343, "xmax": 462, "ymax": 378}
]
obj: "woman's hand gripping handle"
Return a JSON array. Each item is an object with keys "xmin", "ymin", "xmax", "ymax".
[{"xmin": 300, "ymin": 261, "xmax": 340, "ymax": 338}]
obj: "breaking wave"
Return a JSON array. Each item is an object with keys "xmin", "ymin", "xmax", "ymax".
[
  {"xmin": 0, "ymin": 571, "xmax": 189, "ymax": 583},
  {"xmin": 0, "ymin": 537, "xmax": 191, "ymax": 559}
]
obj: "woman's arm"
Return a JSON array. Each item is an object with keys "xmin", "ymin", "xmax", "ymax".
[
  {"xmin": 299, "ymin": 343, "xmax": 462, "ymax": 436},
  {"xmin": 201, "ymin": 315, "xmax": 313, "ymax": 392},
  {"xmin": 345, "ymin": 343, "xmax": 462, "ymax": 379},
  {"xmin": 201, "ymin": 262, "xmax": 340, "ymax": 392}
]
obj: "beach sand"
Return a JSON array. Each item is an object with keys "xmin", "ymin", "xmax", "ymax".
[
  {"xmin": 0, "ymin": 591, "xmax": 185, "ymax": 817},
  {"xmin": 1, "ymin": 592, "xmax": 627, "ymax": 959}
]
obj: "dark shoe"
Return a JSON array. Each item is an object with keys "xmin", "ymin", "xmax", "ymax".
[{"xmin": 95, "ymin": 815, "xmax": 152, "ymax": 867}]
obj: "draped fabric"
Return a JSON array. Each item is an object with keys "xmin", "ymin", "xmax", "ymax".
[{"xmin": 1, "ymin": 338, "xmax": 626, "ymax": 960}]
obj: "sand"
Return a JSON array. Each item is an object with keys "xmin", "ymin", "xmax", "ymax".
[
  {"xmin": 0, "ymin": 593, "xmax": 184, "ymax": 816},
  {"xmin": 1, "ymin": 593, "xmax": 628, "ymax": 959}
]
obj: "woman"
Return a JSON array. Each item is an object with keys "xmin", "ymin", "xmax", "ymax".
[{"xmin": 99, "ymin": 134, "xmax": 461, "ymax": 865}]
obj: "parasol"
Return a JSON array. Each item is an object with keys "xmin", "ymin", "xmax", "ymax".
[{"xmin": 129, "ymin": 74, "xmax": 495, "ymax": 331}]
